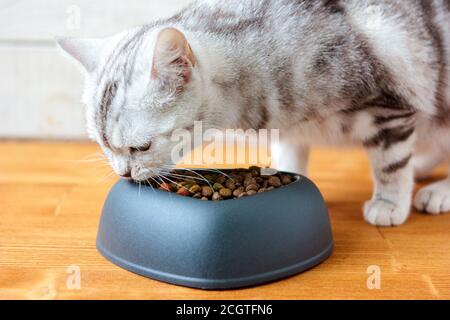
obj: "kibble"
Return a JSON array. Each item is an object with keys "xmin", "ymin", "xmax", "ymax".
[
  {"xmin": 281, "ymin": 174, "xmax": 292, "ymax": 185},
  {"xmin": 245, "ymin": 184, "xmax": 259, "ymax": 192},
  {"xmin": 215, "ymin": 175, "xmax": 226, "ymax": 185},
  {"xmin": 149, "ymin": 167, "xmax": 297, "ymax": 201},
  {"xmin": 202, "ymin": 186, "xmax": 214, "ymax": 197},
  {"xmin": 189, "ymin": 184, "xmax": 201, "ymax": 194},
  {"xmin": 225, "ymin": 179, "xmax": 236, "ymax": 190},
  {"xmin": 219, "ymin": 188, "xmax": 233, "ymax": 198},
  {"xmin": 212, "ymin": 192, "xmax": 222, "ymax": 201},
  {"xmin": 268, "ymin": 176, "xmax": 282, "ymax": 188},
  {"xmin": 176, "ymin": 187, "xmax": 190, "ymax": 196},
  {"xmin": 233, "ymin": 187, "xmax": 245, "ymax": 197}
]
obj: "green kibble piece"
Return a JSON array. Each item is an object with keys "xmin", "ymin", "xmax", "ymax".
[
  {"xmin": 268, "ymin": 176, "xmax": 282, "ymax": 188},
  {"xmin": 219, "ymin": 188, "xmax": 232, "ymax": 198},
  {"xmin": 213, "ymin": 183, "xmax": 224, "ymax": 192},
  {"xmin": 201, "ymin": 186, "xmax": 214, "ymax": 197}
]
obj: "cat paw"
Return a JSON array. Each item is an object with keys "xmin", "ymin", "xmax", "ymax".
[
  {"xmin": 414, "ymin": 181, "xmax": 450, "ymax": 215},
  {"xmin": 364, "ymin": 199, "xmax": 410, "ymax": 227}
]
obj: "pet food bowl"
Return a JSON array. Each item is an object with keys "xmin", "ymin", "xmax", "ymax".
[{"xmin": 96, "ymin": 173, "xmax": 334, "ymax": 290}]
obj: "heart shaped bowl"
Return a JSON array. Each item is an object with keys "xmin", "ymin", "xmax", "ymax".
[{"xmin": 96, "ymin": 173, "xmax": 334, "ymax": 289}]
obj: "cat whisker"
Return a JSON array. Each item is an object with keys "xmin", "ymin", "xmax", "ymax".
[
  {"xmin": 97, "ymin": 170, "xmax": 116, "ymax": 183},
  {"xmin": 159, "ymin": 174, "xmax": 185, "ymax": 190},
  {"xmin": 163, "ymin": 171, "xmax": 213, "ymax": 189}
]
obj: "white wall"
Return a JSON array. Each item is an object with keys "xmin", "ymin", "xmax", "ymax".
[{"xmin": 0, "ymin": 0, "xmax": 193, "ymax": 139}]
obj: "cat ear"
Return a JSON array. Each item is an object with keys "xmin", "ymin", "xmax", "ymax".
[
  {"xmin": 151, "ymin": 28, "xmax": 197, "ymax": 87},
  {"xmin": 56, "ymin": 37, "xmax": 105, "ymax": 72}
]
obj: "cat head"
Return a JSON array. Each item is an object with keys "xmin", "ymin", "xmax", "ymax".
[{"xmin": 57, "ymin": 27, "xmax": 205, "ymax": 181}]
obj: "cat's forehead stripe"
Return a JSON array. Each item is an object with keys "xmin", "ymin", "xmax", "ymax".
[
  {"xmin": 97, "ymin": 26, "xmax": 149, "ymax": 85},
  {"xmin": 97, "ymin": 82, "xmax": 117, "ymax": 148},
  {"xmin": 95, "ymin": 28, "xmax": 149, "ymax": 149}
]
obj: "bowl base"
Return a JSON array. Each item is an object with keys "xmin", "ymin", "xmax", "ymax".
[{"xmin": 97, "ymin": 241, "xmax": 333, "ymax": 290}]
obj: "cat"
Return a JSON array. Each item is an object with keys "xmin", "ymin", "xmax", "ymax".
[{"xmin": 57, "ymin": 0, "xmax": 450, "ymax": 227}]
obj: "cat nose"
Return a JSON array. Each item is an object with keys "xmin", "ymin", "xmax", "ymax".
[{"xmin": 120, "ymin": 170, "xmax": 132, "ymax": 179}]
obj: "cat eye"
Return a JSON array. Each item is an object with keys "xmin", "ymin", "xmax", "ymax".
[{"xmin": 130, "ymin": 141, "xmax": 152, "ymax": 153}]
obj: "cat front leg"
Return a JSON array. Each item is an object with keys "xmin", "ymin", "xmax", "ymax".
[
  {"xmin": 414, "ymin": 166, "xmax": 450, "ymax": 215},
  {"xmin": 271, "ymin": 141, "xmax": 310, "ymax": 176},
  {"xmin": 363, "ymin": 125, "xmax": 416, "ymax": 227}
]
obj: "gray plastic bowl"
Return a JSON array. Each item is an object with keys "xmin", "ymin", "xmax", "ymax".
[{"xmin": 97, "ymin": 174, "xmax": 334, "ymax": 290}]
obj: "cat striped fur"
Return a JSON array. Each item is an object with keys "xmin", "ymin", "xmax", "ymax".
[{"xmin": 58, "ymin": 0, "xmax": 450, "ymax": 226}]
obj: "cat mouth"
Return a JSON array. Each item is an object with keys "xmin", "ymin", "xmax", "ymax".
[{"xmin": 127, "ymin": 167, "xmax": 167, "ymax": 183}]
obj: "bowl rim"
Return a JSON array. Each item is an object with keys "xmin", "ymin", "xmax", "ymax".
[{"xmin": 123, "ymin": 171, "xmax": 305, "ymax": 206}]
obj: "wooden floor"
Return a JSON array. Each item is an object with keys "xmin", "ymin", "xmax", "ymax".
[{"xmin": 0, "ymin": 141, "xmax": 449, "ymax": 300}]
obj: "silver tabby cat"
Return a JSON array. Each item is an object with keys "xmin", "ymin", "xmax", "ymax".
[{"xmin": 58, "ymin": 0, "xmax": 450, "ymax": 227}]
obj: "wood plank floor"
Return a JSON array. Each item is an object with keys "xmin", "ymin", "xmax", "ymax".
[{"xmin": 0, "ymin": 141, "xmax": 449, "ymax": 300}]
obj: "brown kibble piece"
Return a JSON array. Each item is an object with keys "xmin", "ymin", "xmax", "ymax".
[
  {"xmin": 202, "ymin": 186, "xmax": 213, "ymax": 197},
  {"xmin": 215, "ymin": 175, "xmax": 226, "ymax": 184},
  {"xmin": 219, "ymin": 188, "xmax": 232, "ymax": 198},
  {"xmin": 230, "ymin": 174, "xmax": 243, "ymax": 184},
  {"xmin": 268, "ymin": 176, "xmax": 281, "ymax": 187},
  {"xmin": 281, "ymin": 175, "xmax": 292, "ymax": 185},
  {"xmin": 225, "ymin": 179, "xmax": 236, "ymax": 190},
  {"xmin": 243, "ymin": 177, "xmax": 257, "ymax": 187},
  {"xmin": 245, "ymin": 184, "xmax": 259, "ymax": 192},
  {"xmin": 255, "ymin": 177, "xmax": 264, "ymax": 185},
  {"xmin": 212, "ymin": 192, "xmax": 222, "ymax": 201},
  {"xmin": 249, "ymin": 166, "xmax": 260, "ymax": 177},
  {"xmin": 147, "ymin": 167, "xmax": 295, "ymax": 201},
  {"xmin": 233, "ymin": 187, "xmax": 244, "ymax": 197}
]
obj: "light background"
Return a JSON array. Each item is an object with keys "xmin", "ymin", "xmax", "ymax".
[{"xmin": 0, "ymin": 0, "xmax": 193, "ymax": 139}]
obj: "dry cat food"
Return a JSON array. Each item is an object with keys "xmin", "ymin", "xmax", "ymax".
[{"xmin": 149, "ymin": 167, "xmax": 297, "ymax": 201}]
